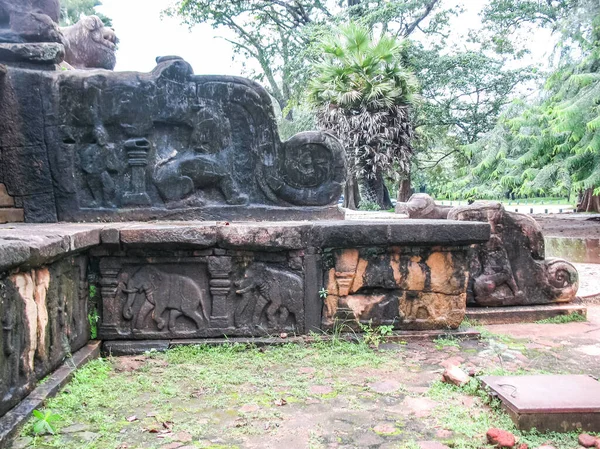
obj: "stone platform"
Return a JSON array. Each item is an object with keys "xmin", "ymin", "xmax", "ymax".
[
  {"xmin": 482, "ymin": 375, "xmax": 600, "ymax": 432},
  {"xmin": 0, "ymin": 219, "xmax": 489, "ymax": 416},
  {"xmin": 466, "ymin": 304, "xmax": 587, "ymax": 325}
]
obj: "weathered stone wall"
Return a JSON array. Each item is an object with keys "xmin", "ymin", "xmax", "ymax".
[
  {"xmin": 323, "ymin": 247, "xmax": 469, "ymax": 330},
  {"xmin": 0, "ymin": 256, "xmax": 89, "ymax": 416},
  {"xmin": 0, "ymin": 58, "xmax": 346, "ymax": 223}
]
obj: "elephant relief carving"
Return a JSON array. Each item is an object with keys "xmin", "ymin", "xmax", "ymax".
[
  {"xmin": 235, "ymin": 263, "xmax": 304, "ymax": 331},
  {"xmin": 121, "ymin": 266, "xmax": 210, "ymax": 332}
]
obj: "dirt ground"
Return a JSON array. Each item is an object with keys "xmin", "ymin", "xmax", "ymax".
[
  {"xmin": 534, "ymin": 213, "xmax": 600, "ymax": 239},
  {"xmin": 11, "ymin": 303, "xmax": 600, "ymax": 449}
]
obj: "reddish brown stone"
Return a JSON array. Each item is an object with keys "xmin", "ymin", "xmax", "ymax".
[
  {"xmin": 0, "ymin": 183, "xmax": 15, "ymax": 207},
  {"xmin": 579, "ymin": 434, "xmax": 598, "ymax": 447},
  {"xmin": 486, "ymin": 428, "xmax": 516, "ymax": 448},
  {"xmin": 0, "ymin": 208, "xmax": 24, "ymax": 224},
  {"xmin": 442, "ymin": 365, "xmax": 470, "ymax": 387}
]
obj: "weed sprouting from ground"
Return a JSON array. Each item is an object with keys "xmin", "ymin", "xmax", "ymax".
[
  {"xmin": 536, "ymin": 312, "xmax": 587, "ymax": 324},
  {"xmin": 434, "ymin": 335, "xmax": 461, "ymax": 350}
]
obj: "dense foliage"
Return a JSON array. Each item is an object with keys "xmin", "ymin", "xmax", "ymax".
[
  {"xmin": 60, "ymin": 0, "xmax": 112, "ymax": 27},
  {"xmin": 308, "ymin": 24, "xmax": 417, "ymax": 208},
  {"xmin": 445, "ymin": 2, "xmax": 600, "ymax": 211}
]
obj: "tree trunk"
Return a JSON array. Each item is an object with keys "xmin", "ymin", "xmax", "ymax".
[
  {"xmin": 343, "ymin": 174, "xmax": 361, "ymax": 210},
  {"xmin": 363, "ymin": 172, "xmax": 392, "ymax": 210},
  {"xmin": 577, "ymin": 187, "xmax": 600, "ymax": 212},
  {"xmin": 397, "ymin": 176, "xmax": 412, "ymax": 202}
]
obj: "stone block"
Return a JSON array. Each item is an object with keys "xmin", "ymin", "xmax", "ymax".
[
  {"xmin": 0, "ymin": 208, "xmax": 23, "ymax": 223},
  {"xmin": 0, "ymin": 184, "xmax": 14, "ymax": 207},
  {"xmin": 0, "ymin": 43, "xmax": 64, "ymax": 64}
]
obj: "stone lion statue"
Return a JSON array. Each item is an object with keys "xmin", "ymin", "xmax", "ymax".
[
  {"xmin": 0, "ymin": 0, "xmax": 63, "ymax": 43},
  {"xmin": 61, "ymin": 15, "xmax": 118, "ymax": 69}
]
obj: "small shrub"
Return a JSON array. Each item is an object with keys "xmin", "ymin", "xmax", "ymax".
[{"xmin": 31, "ymin": 410, "xmax": 62, "ymax": 435}]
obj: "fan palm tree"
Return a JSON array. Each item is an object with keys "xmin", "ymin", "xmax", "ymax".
[{"xmin": 308, "ymin": 23, "xmax": 418, "ymax": 209}]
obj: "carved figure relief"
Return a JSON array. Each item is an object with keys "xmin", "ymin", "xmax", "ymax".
[
  {"xmin": 79, "ymin": 142, "xmax": 118, "ymax": 208},
  {"xmin": 122, "ymin": 266, "xmax": 210, "ymax": 332},
  {"xmin": 448, "ymin": 201, "xmax": 579, "ymax": 306},
  {"xmin": 0, "ymin": 54, "xmax": 346, "ymax": 222},
  {"xmin": 60, "ymin": 15, "xmax": 118, "ymax": 70},
  {"xmin": 235, "ymin": 263, "xmax": 304, "ymax": 331}
]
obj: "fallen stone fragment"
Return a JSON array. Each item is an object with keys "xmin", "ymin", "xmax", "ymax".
[
  {"xmin": 442, "ymin": 365, "xmax": 470, "ymax": 387},
  {"xmin": 174, "ymin": 432, "xmax": 192, "ymax": 443},
  {"xmin": 373, "ymin": 423, "xmax": 397, "ymax": 435},
  {"xmin": 440, "ymin": 356, "xmax": 464, "ymax": 369},
  {"xmin": 417, "ymin": 441, "xmax": 451, "ymax": 449},
  {"xmin": 486, "ymin": 428, "xmax": 516, "ymax": 448},
  {"xmin": 579, "ymin": 434, "xmax": 598, "ymax": 447},
  {"xmin": 516, "ymin": 444, "xmax": 528, "ymax": 449},
  {"xmin": 596, "ymin": 439, "xmax": 600, "ymax": 449}
]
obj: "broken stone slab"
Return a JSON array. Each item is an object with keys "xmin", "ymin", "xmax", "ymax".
[
  {"xmin": 481, "ymin": 374, "xmax": 600, "ymax": 432},
  {"xmin": 0, "ymin": 43, "xmax": 64, "ymax": 64}
]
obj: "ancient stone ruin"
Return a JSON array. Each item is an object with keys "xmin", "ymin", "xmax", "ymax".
[
  {"xmin": 0, "ymin": 0, "xmax": 580, "ymax": 442},
  {"xmin": 398, "ymin": 194, "xmax": 579, "ymax": 307}
]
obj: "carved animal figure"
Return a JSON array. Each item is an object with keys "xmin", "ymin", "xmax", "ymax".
[
  {"xmin": 235, "ymin": 263, "xmax": 304, "ymax": 331},
  {"xmin": 122, "ymin": 266, "xmax": 210, "ymax": 332},
  {"xmin": 448, "ymin": 201, "xmax": 578, "ymax": 306},
  {"xmin": 395, "ymin": 193, "xmax": 452, "ymax": 219},
  {"xmin": 61, "ymin": 15, "xmax": 118, "ymax": 70},
  {"xmin": 153, "ymin": 150, "xmax": 248, "ymax": 206},
  {"xmin": 0, "ymin": 0, "xmax": 62, "ymax": 43}
]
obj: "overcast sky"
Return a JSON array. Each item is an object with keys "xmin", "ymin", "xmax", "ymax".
[{"xmin": 97, "ymin": 0, "xmax": 554, "ymax": 76}]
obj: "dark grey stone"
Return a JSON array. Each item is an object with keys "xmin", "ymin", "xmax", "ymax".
[
  {"xmin": 102, "ymin": 340, "xmax": 169, "ymax": 356},
  {"xmin": 1, "ymin": 56, "xmax": 347, "ymax": 223},
  {"xmin": 0, "ymin": 42, "xmax": 63, "ymax": 63}
]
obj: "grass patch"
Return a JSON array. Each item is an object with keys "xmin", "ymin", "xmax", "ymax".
[
  {"xmin": 19, "ymin": 340, "xmax": 398, "ymax": 448},
  {"xmin": 434, "ymin": 336, "xmax": 461, "ymax": 350},
  {"xmin": 427, "ymin": 378, "xmax": 581, "ymax": 449},
  {"xmin": 536, "ymin": 312, "xmax": 586, "ymax": 324}
]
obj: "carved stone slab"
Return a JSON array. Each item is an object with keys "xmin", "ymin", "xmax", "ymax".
[
  {"xmin": 0, "ymin": 255, "xmax": 89, "ymax": 416},
  {"xmin": 322, "ymin": 247, "xmax": 469, "ymax": 330},
  {"xmin": 98, "ymin": 252, "xmax": 306, "ymax": 339},
  {"xmin": 448, "ymin": 201, "xmax": 579, "ymax": 306},
  {"xmin": 0, "ymin": 57, "xmax": 346, "ymax": 222}
]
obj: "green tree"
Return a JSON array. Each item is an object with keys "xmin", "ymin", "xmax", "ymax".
[
  {"xmin": 60, "ymin": 0, "xmax": 112, "ymax": 27},
  {"xmin": 450, "ymin": 3, "xmax": 600, "ymax": 211},
  {"xmin": 166, "ymin": 0, "xmax": 448, "ymax": 109},
  {"xmin": 308, "ymin": 24, "xmax": 418, "ymax": 210}
]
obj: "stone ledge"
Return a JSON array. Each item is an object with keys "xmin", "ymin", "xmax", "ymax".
[
  {"xmin": 0, "ymin": 220, "xmax": 490, "ymax": 271},
  {"xmin": 466, "ymin": 304, "xmax": 587, "ymax": 325},
  {"xmin": 0, "ymin": 43, "xmax": 64, "ymax": 64},
  {"xmin": 102, "ymin": 329, "xmax": 481, "ymax": 356},
  {"xmin": 0, "ymin": 341, "xmax": 101, "ymax": 448},
  {"xmin": 0, "ymin": 224, "xmax": 101, "ymax": 272}
]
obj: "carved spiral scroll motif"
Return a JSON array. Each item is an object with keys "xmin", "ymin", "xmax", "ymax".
[
  {"xmin": 543, "ymin": 258, "xmax": 579, "ymax": 302},
  {"xmin": 264, "ymin": 131, "xmax": 346, "ymax": 207}
]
